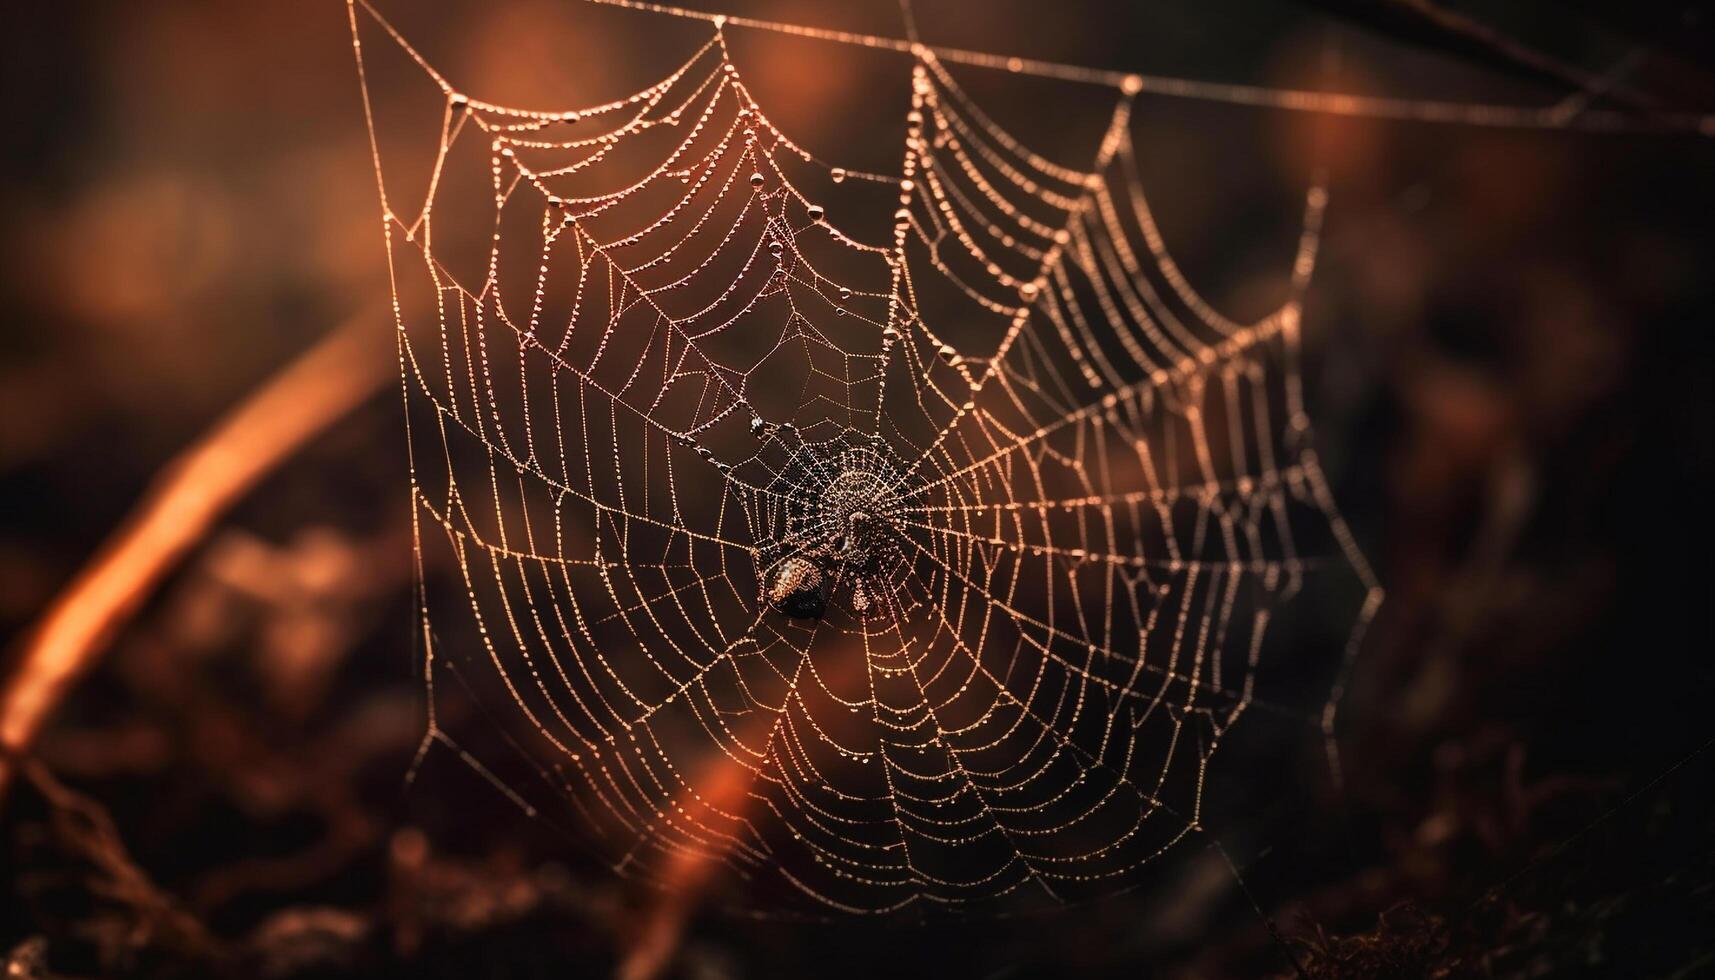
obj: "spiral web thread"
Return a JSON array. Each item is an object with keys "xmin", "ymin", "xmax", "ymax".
[{"xmin": 350, "ymin": 0, "xmax": 1388, "ymax": 914}]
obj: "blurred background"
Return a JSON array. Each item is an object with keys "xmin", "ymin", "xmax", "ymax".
[{"xmin": 2, "ymin": 1, "xmax": 1713, "ymax": 977}]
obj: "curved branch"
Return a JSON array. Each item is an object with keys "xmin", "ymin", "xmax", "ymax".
[{"xmin": 0, "ymin": 309, "xmax": 392, "ymax": 797}]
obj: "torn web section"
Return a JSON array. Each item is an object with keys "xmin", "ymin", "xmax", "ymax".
[{"xmin": 877, "ymin": 55, "xmax": 1373, "ymax": 902}]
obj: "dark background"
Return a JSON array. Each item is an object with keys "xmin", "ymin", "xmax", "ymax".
[{"xmin": 3, "ymin": 1, "xmax": 1713, "ymax": 977}]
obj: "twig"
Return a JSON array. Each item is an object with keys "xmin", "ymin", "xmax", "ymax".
[
  {"xmin": 1308, "ymin": 0, "xmax": 1659, "ymax": 115},
  {"xmin": 23, "ymin": 758, "xmax": 217, "ymax": 958},
  {"xmin": 0, "ymin": 309, "xmax": 392, "ymax": 797}
]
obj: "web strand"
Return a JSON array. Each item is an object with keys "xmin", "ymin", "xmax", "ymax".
[{"xmin": 580, "ymin": 0, "xmax": 1714, "ymax": 136}]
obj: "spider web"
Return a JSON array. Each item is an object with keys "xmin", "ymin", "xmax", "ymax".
[{"xmin": 349, "ymin": 0, "xmax": 1390, "ymax": 914}]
